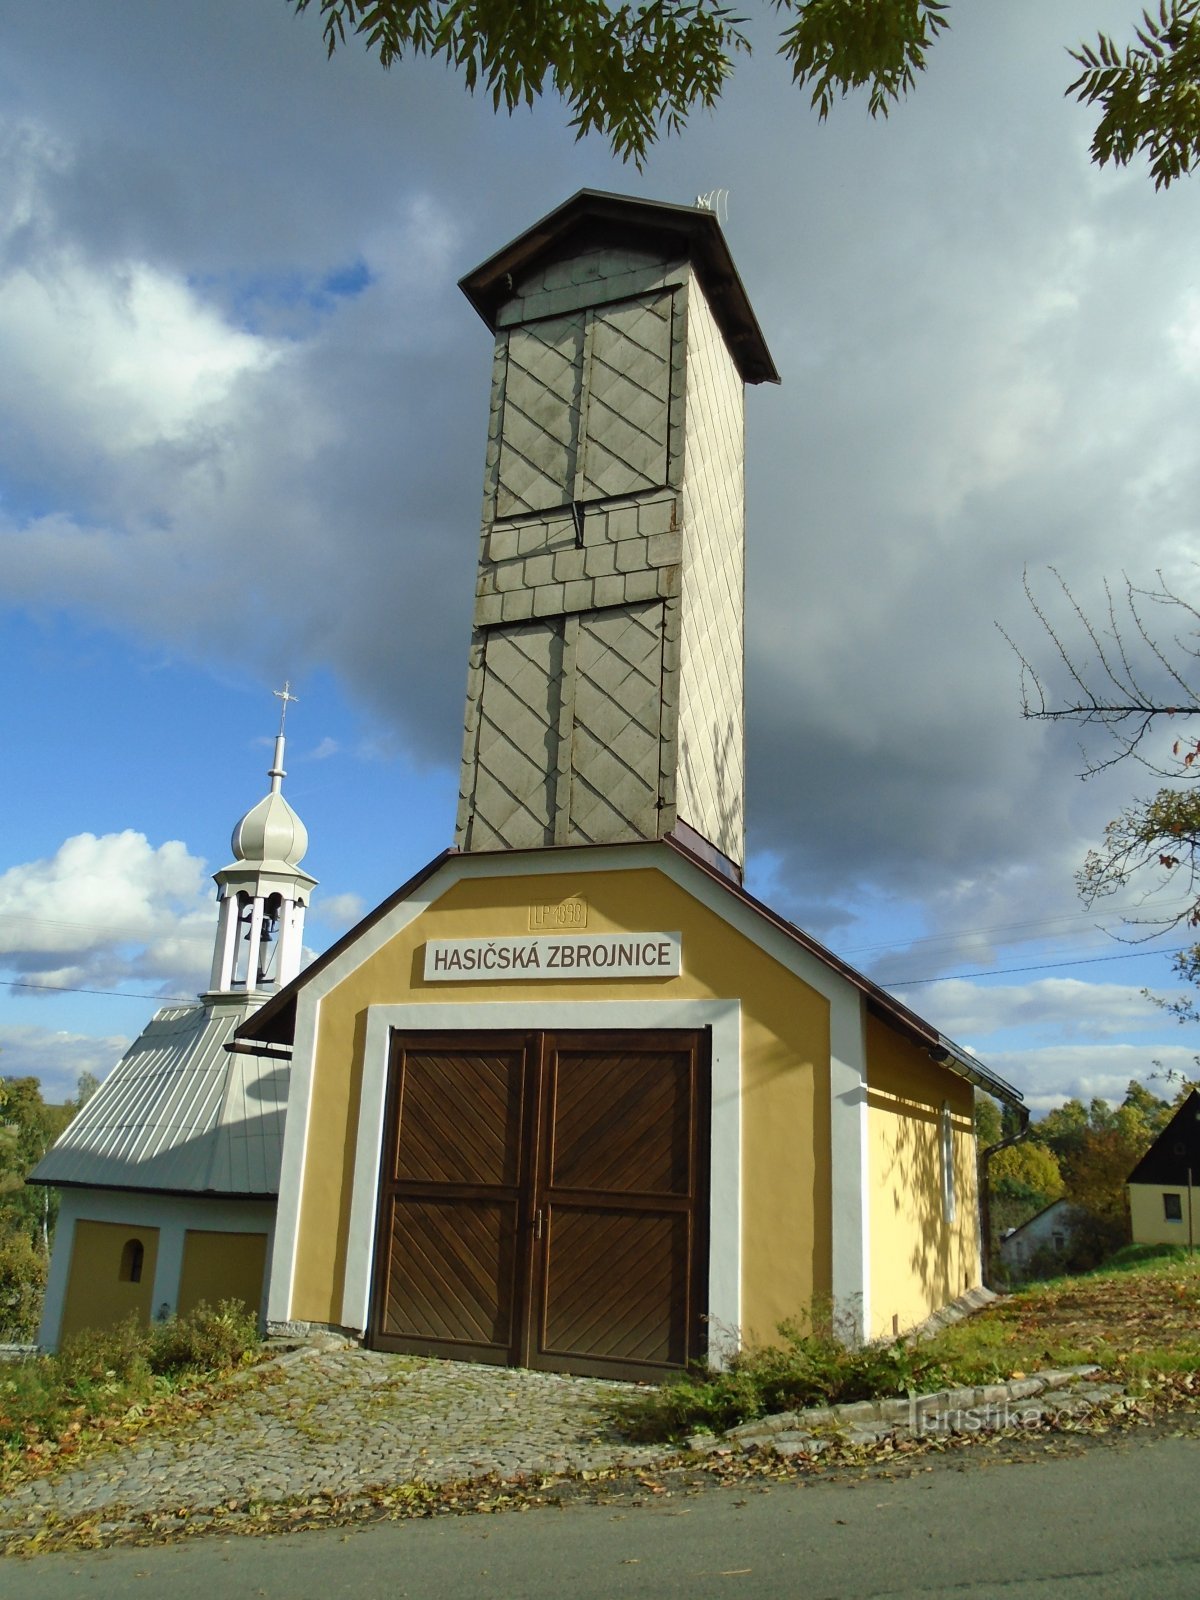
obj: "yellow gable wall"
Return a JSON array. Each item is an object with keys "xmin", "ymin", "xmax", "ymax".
[
  {"xmin": 866, "ymin": 1015, "xmax": 980, "ymax": 1339},
  {"xmin": 1129, "ymin": 1183, "xmax": 1200, "ymax": 1245},
  {"xmin": 291, "ymin": 865, "xmax": 832, "ymax": 1342}
]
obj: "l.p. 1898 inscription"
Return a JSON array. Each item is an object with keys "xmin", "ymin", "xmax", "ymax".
[{"xmin": 529, "ymin": 897, "xmax": 587, "ymax": 931}]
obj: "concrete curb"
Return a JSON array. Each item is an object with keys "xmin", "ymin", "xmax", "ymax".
[{"xmin": 688, "ymin": 1365, "xmax": 1123, "ymax": 1455}]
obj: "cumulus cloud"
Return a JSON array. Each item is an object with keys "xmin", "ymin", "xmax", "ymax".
[
  {"xmin": 314, "ymin": 892, "xmax": 367, "ymax": 931},
  {"xmin": 901, "ymin": 977, "xmax": 1181, "ymax": 1045},
  {"xmin": 982, "ymin": 1043, "xmax": 1198, "ymax": 1116},
  {"xmin": 0, "ymin": 832, "xmax": 212, "ymax": 996},
  {"xmin": 0, "ymin": 1024, "xmax": 129, "ymax": 1104}
]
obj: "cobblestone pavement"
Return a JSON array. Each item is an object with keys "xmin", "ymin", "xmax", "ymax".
[{"xmin": 0, "ymin": 1344, "xmax": 672, "ymax": 1542}]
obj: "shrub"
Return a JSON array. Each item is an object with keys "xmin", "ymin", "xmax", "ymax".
[
  {"xmin": 147, "ymin": 1300, "xmax": 259, "ymax": 1377},
  {"xmin": 616, "ymin": 1320, "xmax": 941, "ymax": 1443},
  {"xmin": 1, "ymin": 1302, "xmax": 262, "ymax": 1464},
  {"xmin": 55, "ymin": 1301, "xmax": 259, "ymax": 1387},
  {"xmin": 56, "ymin": 1315, "xmax": 154, "ymax": 1390},
  {"xmin": 0, "ymin": 1232, "xmax": 47, "ymax": 1342}
]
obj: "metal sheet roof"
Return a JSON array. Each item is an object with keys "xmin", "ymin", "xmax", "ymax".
[{"xmin": 31, "ymin": 997, "xmax": 287, "ymax": 1196}]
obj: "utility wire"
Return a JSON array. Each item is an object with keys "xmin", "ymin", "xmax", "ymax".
[
  {"xmin": 1, "ymin": 944, "xmax": 1187, "ymax": 1008},
  {"xmin": 0, "ymin": 978, "xmax": 195, "ymax": 1002},
  {"xmin": 887, "ymin": 945, "xmax": 1190, "ymax": 988}
]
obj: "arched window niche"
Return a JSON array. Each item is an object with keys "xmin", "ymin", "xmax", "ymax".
[{"xmin": 119, "ymin": 1238, "xmax": 145, "ymax": 1284}]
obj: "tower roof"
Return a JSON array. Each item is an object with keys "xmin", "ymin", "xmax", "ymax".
[
  {"xmin": 219, "ymin": 725, "xmax": 314, "ymax": 887},
  {"xmin": 28, "ymin": 997, "xmax": 286, "ymax": 1197},
  {"xmin": 231, "ymin": 786, "xmax": 309, "ymax": 872},
  {"xmin": 459, "ymin": 189, "xmax": 780, "ymax": 386}
]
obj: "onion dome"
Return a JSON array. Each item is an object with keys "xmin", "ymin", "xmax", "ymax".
[{"xmin": 230, "ymin": 735, "xmax": 309, "ymax": 869}]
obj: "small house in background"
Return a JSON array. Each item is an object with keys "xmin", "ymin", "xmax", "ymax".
[
  {"xmin": 29, "ymin": 708, "xmax": 315, "ymax": 1348},
  {"xmin": 1127, "ymin": 1087, "xmax": 1200, "ymax": 1247},
  {"xmin": 997, "ymin": 1197, "xmax": 1087, "ymax": 1279}
]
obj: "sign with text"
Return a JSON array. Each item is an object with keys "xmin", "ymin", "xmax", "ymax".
[{"xmin": 423, "ymin": 933, "xmax": 681, "ymax": 982}]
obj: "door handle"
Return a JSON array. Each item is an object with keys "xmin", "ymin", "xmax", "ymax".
[{"xmin": 534, "ymin": 1207, "xmax": 543, "ymax": 1240}]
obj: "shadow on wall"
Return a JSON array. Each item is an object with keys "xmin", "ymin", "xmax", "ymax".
[
  {"xmin": 869, "ymin": 1077, "xmax": 973, "ymax": 1331},
  {"xmin": 677, "ymin": 715, "xmax": 742, "ymax": 863}
]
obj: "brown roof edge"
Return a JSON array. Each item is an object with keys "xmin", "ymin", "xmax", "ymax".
[
  {"xmin": 458, "ymin": 189, "xmax": 780, "ymax": 386},
  {"xmin": 235, "ymin": 836, "xmax": 1022, "ymax": 1108},
  {"xmin": 659, "ymin": 836, "xmax": 1023, "ymax": 1109}
]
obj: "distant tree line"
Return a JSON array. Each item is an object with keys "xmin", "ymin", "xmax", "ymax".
[
  {"xmin": 977, "ymin": 1076, "xmax": 1186, "ymax": 1277},
  {"xmin": 0, "ymin": 1072, "xmax": 97, "ymax": 1340}
]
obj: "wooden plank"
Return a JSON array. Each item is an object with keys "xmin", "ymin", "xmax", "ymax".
[
  {"xmin": 371, "ymin": 1036, "xmax": 528, "ymax": 1360},
  {"xmin": 369, "ymin": 1029, "xmax": 710, "ymax": 1381},
  {"xmin": 541, "ymin": 1206, "xmax": 690, "ymax": 1365},
  {"xmin": 531, "ymin": 1030, "xmax": 709, "ymax": 1379}
]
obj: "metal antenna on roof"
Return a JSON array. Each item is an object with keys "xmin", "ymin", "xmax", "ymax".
[{"xmin": 695, "ymin": 189, "xmax": 729, "ymax": 225}]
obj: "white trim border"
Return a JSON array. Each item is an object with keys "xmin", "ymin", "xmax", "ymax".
[
  {"xmin": 829, "ymin": 991, "xmax": 870, "ymax": 1341},
  {"xmin": 339, "ymin": 999, "xmax": 741, "ymax": 1350},
  {"xmin": 267, "ymin": 844, "xmax": 873, "ymax": 1344}
]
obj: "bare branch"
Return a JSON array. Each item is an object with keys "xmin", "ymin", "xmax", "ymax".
[{"xmin": 1003, "ymin": 566, "xmax": 1200, "ymax": 778}]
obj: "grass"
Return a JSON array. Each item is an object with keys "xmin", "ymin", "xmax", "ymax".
[
  {"xmin": 0, "ymin": 1301, "xmax": 261, "ymax": 1484},
  {"xmin": 616, "ymin": 1249, "xmax": 1200, "ymax": 1443}
]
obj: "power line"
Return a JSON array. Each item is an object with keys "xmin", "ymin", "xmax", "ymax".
[
  {"xmin": 0, "ymin": 978, "xmax": 195, "ymax": 1003},
  {"xmin": 887, "ymin": 946, "xmax": 1190, "ymax": 988},
  {"xmin": 837, "ymin": 899, "xmax": 1195, "ymax": 957}
]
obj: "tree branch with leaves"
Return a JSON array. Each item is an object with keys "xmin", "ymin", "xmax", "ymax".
[{"xmin": 288, "ymin": 0, "xmax": 1200, "ymax": 183}]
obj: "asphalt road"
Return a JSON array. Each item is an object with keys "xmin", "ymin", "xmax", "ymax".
[{"xmin": 8, "ymin": 1432, "xmax": 1200, "ymax": 1600}]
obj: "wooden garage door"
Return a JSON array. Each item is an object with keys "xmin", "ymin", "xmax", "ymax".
[{"xmin": 370, "ymin": 1030, "xmax": 709, "ymax": 1380}]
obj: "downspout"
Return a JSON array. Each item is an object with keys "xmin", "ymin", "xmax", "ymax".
[{"xmin": 979, "ymin": 1106, "xmax": 1031, "ymax": 1289}]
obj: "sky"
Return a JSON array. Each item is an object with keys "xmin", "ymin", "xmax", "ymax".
[{"xmin": 3, "ymin": 0, "xmax": 1200, "ymax": 1114}]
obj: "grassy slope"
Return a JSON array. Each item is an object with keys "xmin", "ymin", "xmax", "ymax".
[
  {"xmin": 618, "ymin": 1247, "xmax": 1200, "ymax": 1441},
  {"xmin": 1, "ymin": 1303, "xmax": 261, "ymax": 1490},
  {"xmin": 921, "ymin": 1246, "xmax": 1200, "ymax": 1385}
]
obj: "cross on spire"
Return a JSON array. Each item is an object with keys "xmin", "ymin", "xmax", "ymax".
[{"xmin": 273, "ymin": 680, "xmax": 298, "ymax": 736}]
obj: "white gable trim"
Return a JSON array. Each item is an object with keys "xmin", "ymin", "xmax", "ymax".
[
  {"xmin": 268, "ymin": 844, "xmax": 869, "ymax": 1340},
  {"xmin": 829, "ymin": 991, "xmax": 870, "ymax": 1341},
  {"xmin": 267, "ymin": 990, "xmax": 321, "ymax": 1328},
  {"xmin": 278, "ymin": 843, "xmax": 872, "ymax": 1010}
]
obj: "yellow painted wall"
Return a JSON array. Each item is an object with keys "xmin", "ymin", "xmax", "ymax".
[
  {"xmin": 291, "ymin": 865, "xmax": 832, "ymax": 1344},
  {"xmin": 1129, "ymin": 1183, "xmax": 1200, "ymax": 1245},
  {"xmin": 867, "ymin": 1017, "xmax": 980, "ymax": 1339},
  {"xmin": 177, "ymin": 1231, "xmax": 268, "ymax": 1320},
  {"xmin": 60, "ymin": 1220, "xmax": 159, "ymax": 1342}
]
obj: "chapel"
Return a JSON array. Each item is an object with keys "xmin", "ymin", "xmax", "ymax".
[{"xmin": 31, "ymin": 706, "xmax": 312, "ymax": 1345}]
